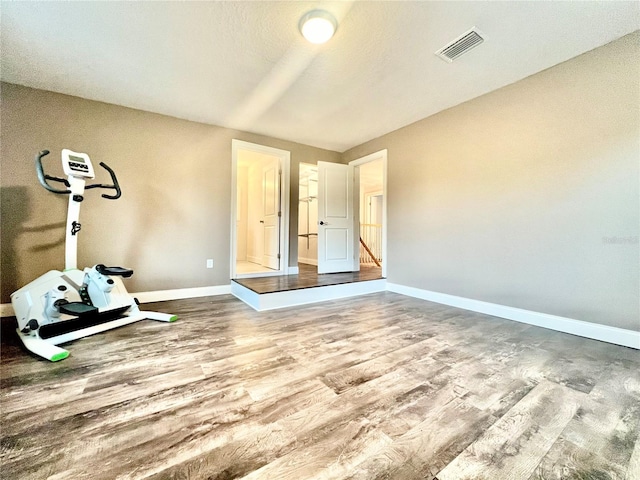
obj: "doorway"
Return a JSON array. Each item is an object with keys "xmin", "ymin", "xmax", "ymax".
[
  {"xmin": 296, "ymin": 152, "xmax": 387, "ymax": 277},
  {"xmin": 298, "ymin": 163, "xmax": 318, "ymax": 266},
  {"xmin": 351, "ymin": 150, "xmax": 387, "ymax": 278},
  {"xmin": 231, "ymin": 140, "xmax": 290, "ymax": 279}
]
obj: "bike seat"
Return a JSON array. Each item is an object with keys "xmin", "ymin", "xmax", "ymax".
[{"xmin": 96, "ymin": 264, "xmax": 133, "ymax": 277}]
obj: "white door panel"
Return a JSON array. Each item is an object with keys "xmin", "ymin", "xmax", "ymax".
[
  {"xmin": 317, "ymin": 161, "xmax": 355, "ymax": 274},
  {"xmin": 325, "ymin": 168, "xmax": 348, "ymax": 217},
  {"xmin": 324, "ymin": 229, "xmax": 348, "ymax": 260},
  {"xmin": 262, "ymin": 159, "xmax": 280, "ymax": 270}
]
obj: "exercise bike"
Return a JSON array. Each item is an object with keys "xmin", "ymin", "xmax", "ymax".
[{"xmin": 11, "ymin": 149, "xmax": 177, "ymax": 362}]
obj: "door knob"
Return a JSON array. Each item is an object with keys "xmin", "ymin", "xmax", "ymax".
[{"xmin": 319, "ymin": 221, "xmax": 328, "ymax": 225}]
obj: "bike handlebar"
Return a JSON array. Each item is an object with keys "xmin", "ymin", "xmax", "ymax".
[
  {"xmin": 34, "ymin": 150, "xmax": 122, "ymax": 200},
  {"xmin": 36, "ymin": 150, "xmax": 70, "ymax": 194},
  {"xmin": 85, "ymin": 162, "xmax": 122, "ymax": 199}
]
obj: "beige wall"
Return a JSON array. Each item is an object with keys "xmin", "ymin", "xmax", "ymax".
[
  {"xmin": 0, "ymin": 83, "xmax": 341, "ymax": 303},
  {"xmin": 343, "ymin": 32, "xmax": 640, "ymax": 331}
]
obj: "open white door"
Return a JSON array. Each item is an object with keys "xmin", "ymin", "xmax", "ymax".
[
  {"xmin": 262, "ymin": 158, "xmax": 280, "ymax": 270},
  {"xmin": 317, "ymin": 161, "xmax": 356, "ymax": 274}
]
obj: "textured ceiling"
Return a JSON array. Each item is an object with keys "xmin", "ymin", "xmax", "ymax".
[{"xmin": 1, "ymin": 1, "xmax": 638, "ymax": 152}]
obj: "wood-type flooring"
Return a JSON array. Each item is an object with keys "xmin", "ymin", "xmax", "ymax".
[
  {"xmin": 233, "ymin": 263, "xmax": 383, "ymax": 294},
  {"xmin": 1, "ymin": 292, "xmax": 639, "ymax": 479}
]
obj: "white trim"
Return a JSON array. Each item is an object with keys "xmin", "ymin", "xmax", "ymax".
[
  {"xmin": 235, "ymin": 270, "xmax": 284, "ymax": 279},
  {"xmin": 231, "ymin": 279, "xmax": 387, "ymax": 311},
  {"xmin": 231, "ymin": 140, "xmax": 291, "ymax": 280},
  {"xmin": 1, "ymin": 285, "xmax": 231, "ymax": 318},
  {"xmin": 5, "ymin": 280, "xmax": 636, "ymax": 349},
  {"xmin": 289, "ymin": 266, "xmax": 299, "ymax": 275},
  {"xmin": 298, "ymin": 258, "xmax": 318, "ymax": 266},
  {"xmin": 349, "ymin": 149, "xmax": 388, "ymax": 278},
  {"xmin": 132, "ymin": 285, "xmax": 231, "ymax": 304},
  {"xmin": 247, "ymin": 255, "xmax": 262, "ymax": 265},
  {"xmin": 387, "ymin": 283, "xmax": 640, "ymax": 350}
]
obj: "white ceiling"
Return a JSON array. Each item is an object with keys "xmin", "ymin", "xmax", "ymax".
[{"xmin": 1, "ymin": 2, "xmax": 638, "ymax": 152}]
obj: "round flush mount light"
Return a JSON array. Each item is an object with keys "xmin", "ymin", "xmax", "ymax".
[{"xmin": 299, "ymin": 10, "xmax": 337, "ymax": 44}]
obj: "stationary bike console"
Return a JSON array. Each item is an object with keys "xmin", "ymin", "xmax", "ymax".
[{"xmin": 61, "ymin": 149, "xmax": 95, "ymax": 178}]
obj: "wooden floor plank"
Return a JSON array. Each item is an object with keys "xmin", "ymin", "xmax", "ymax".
[
  {"xmin": 1, "ymin": 292, "xmax": 638, "ymax": 480},
  {"xmin": 628, "ymin": 435, "xmax": 640, "ymax": 480},
  {"xmin": 233, "ymin": 264, "xmax": 383, "ymax": 294},
  {"xmin": 436, "ymin": 380, "xmax": 584, "ymax": 480},
  {"xmin": 240, "ymin": 419, "xmax": 393, "ymax": 480},
  {"xmin": 530, "ymin": 437, "xmax": 627, "ymax": 480}
]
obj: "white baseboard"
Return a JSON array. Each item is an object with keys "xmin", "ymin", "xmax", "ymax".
[
  {"xmin": 232, "ymin": 279, "xmax": 387, "ymax": 312},
  {"xmin": 0, "ymin": 285, "xmax": 232, "ymax": 318},
  {"xmin": 298, "ymin": 258, "xmax": 318, "ymax": 266},
  {"xmin": 5, "ymin": 278, "xmax": 635, "ymax": 350},
  {"xmin": 132, "ymin": 285, "xmax": 231, "ymax": 303},
  {"xmin": 288, "ymin": 266, "xmax": 299, "ymax": 275},
  {"xmin": 387, "ymin": 283, "xmax": 640, "ymax": 350}
]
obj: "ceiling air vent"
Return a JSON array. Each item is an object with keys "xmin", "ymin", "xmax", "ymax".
[{"xmin": 435, "ymin": 27, "xmax": 484, "ymax": 63}]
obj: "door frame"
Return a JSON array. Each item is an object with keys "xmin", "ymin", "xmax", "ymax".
[
  {"xmin": 349, "ymin": 149, "xmax": 388, "ymax": 278},
  {"xmin": 231, "ymin": 139, "xmax": 291, "ymax": 279}
]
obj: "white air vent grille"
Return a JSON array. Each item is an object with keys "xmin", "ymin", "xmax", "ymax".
[{"xmin": 435, "ymin": 28, "xmax": 484, "ymax": 63}]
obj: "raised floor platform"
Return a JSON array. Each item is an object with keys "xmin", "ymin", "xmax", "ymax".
[{"xmin": 231, "ymin": 264, "xmax": 386, "ymax": 311}]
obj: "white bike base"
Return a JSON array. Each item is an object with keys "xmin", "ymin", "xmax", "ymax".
[{"xmin": 17, "ymin": 310, "xmax": 177, "ymax": 362}]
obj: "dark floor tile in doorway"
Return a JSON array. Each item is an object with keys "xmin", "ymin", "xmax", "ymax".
[{"xmin": 233, "ymin": 263, "xmax": 383, "ymax": 294}]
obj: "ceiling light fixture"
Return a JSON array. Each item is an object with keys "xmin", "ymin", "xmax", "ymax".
[{"xmin": 299, "ymin": 10, "xmax": 337, "ymax": 44}]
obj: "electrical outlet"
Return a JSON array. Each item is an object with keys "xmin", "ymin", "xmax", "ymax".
[{"xmin": 206, "ymin": 259, "xmax": 214, "ymax": 269}]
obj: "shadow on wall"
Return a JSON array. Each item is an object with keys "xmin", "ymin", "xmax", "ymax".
[
  {"xmin": 1, "ymin": 186, "xmax": 29, "ymax": 303},
  {"xmin": 120, "ymin": 183, "xmax": 183, "ymax": 290},
  {"xmin": 0, "ymin": 186, "xmax": 65, "ymax": 303}
]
